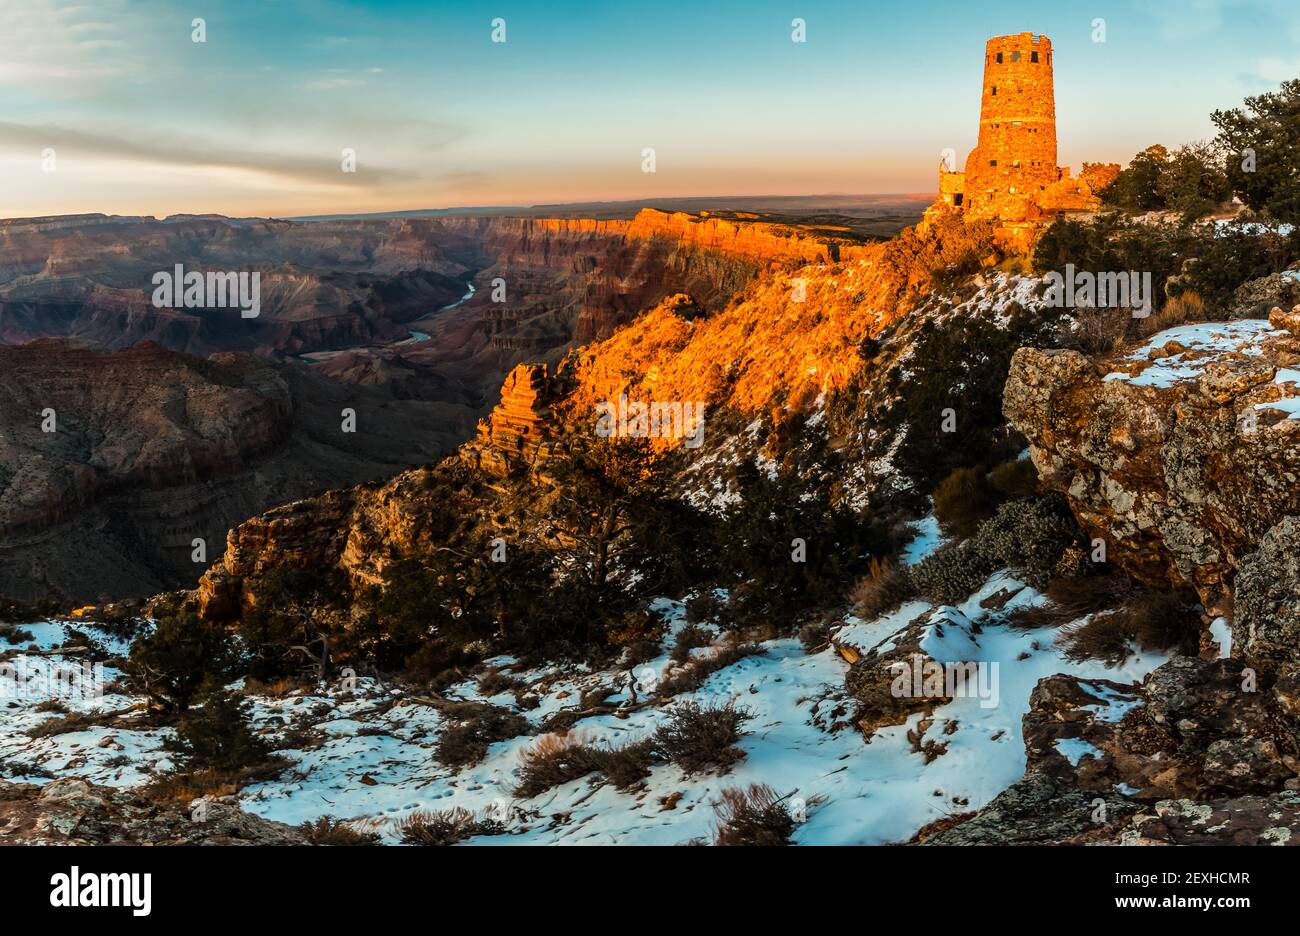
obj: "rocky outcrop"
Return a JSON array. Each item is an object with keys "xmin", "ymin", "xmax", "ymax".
[
  {"xmin": 194, "ymin": 460, "xmax": 489, "ymax": 621},
  {"xmin": 1233, "ymin": 517, "xmax": 1300, "ymax": 670},
  {"xmin": 924, "ymin": 656, "xmax": 1300, "ymax": 844},
  {"xmin": 1120, "ymin": 793, "xmax": 1300, "ymax": 844},
  {"xmin": 461, "ymin": 364, "xmax": 568, "ymax": 477},
  {"xmin": 1003, "ymin": 319, "xmax": 1300, "ymax": 620},
  {"xmin": 0, "ymin": 777, "xmax": 308, "ymax": 844},
  {"xmin": 1230, "ymin": 269, "xmax": 1300, "ymax": 319}
]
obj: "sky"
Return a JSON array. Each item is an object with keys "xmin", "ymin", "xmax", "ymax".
[{"xmin": 1, "ymin": 0, "xmax": 1298, "ymax": 219}]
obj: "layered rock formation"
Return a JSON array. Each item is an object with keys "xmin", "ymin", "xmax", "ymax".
[
  {"xmin": 0, "ymin": 208, "xmax": 855, "ymax": 365},
  {"xmin": 6, "ymin": 207, "xmax": 873, "ymax": 602},
  {"xmin": 0, "ymin": 215, "xmax": 478, "ymax": 357},
  {"xmin": 461, "ymin": 363, "xmax": 569, "ymax": 477},
  {"xmin": 0, "ymin": 340, "xmax": 476, "ymax": 604},
  {"xmin": 0, "ymin": 340, "xmax": 292, "ymax": 536}
]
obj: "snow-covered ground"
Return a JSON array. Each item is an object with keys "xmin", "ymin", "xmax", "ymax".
[
  {"xmin": 0, "ymin": 571, "xmax": 1170, "ymax": 845},
  {"xmin": 0, "ymin": 620, "xmax": 165, "ymax": 787},
  {"xmin": 1103, "ymin": 319, "xmax": 1282, "ymax": 388}
]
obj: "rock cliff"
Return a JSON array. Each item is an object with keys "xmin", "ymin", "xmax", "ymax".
[
  {"xmin": 1004, "ymin": 313, "xmax": 1300, "ymax": 622},
  {"xmin": 0, "ymin": 340, "xmax": 476, "ymax": 604}
]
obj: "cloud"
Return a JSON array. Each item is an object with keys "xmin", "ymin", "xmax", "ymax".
[
  {"xmin": 1255, "ymin": 57, "xmax": 1300, "ymax": 83},
  {"xmin": 0, "ymin": 0, "xmax": 148, "ymax": 89},
  {"xmin": 1136, "ymin": 0, "xmax": 1300, "ymax": 43},
  {"xmin": 0, "ymin": 120, "xmax": 421, "ymax": 187},
  {"xmin": 297, "ymin": 77, "xmax": 368, "ymax": 92}
]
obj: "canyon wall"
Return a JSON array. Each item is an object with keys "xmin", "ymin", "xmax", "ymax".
[{"xmin": 0, "ymin": 340, "xmax": 476, "ymax": 604}]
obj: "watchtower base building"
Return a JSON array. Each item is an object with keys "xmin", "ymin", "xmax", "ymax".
[{"xmin": 925, "ymin": 32, "xmax": 1101, "ymax": 251}]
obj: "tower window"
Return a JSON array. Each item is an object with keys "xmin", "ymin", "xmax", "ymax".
[
  {"xmin": 1031, "ymin": 51, "xmax": 1039, "ymax": 63},
  {"xmin": 989, "ymin": 159, "xmax": 998, "ymax": 167},
  {"xmin": 996, "ymin": 52, "xmax": 1003, "ymax": 63},
  {"xmin": 991, "ymin": 86, "xmax": 997, "ymax": 96},
  {"xmin": 953, "ymin": 194, "xmax": 964, "ymax": 206}
]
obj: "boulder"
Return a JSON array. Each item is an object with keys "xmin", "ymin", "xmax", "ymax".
[
  {"xmin": 1233, "ymin": 516, "xmax": 1300, "ymax": 669},
  {"xmin": 1004, "ymin": 321, "xmax": 1300, "ymax": 622}
]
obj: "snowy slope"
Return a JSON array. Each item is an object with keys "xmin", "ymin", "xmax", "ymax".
[{"xmin": 1, "ymin": 567, "xmax": 1169, "ymax": 845}]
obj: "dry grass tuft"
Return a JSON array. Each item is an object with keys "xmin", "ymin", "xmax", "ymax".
[
  {"xmin": 712, "ymin": 783, "xmax": 815, "ymax": 846},
  {"xmin": 849, "ymin": 557, "xmax": 916, "ymax": 621}
]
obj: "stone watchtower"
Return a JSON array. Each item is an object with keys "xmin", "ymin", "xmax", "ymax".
[
  {"xmin": 928, "ymin": 32, "xmax": 1099, "ymax": 249},
  {"xmin": 963, "ymin": 32, "xmax": 1057, "ymax": 220}
]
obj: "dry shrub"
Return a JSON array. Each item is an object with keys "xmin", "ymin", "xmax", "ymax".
[
  {"xmin": 1126, "ymin": 589, "xmax": 1200, "ymax": 653},
  {"xmin": 653, "ymin": 699, "xmax": 753, "ymax": 776},
  {"xmin": 142, "ymin": 760, "xmax": 288, "ymax": 805},
  {"xmin": 933, "ymin": 465, "xmax": 996, "ymax": 537},
  {"xmin": 514, "ymin": 730, "xmax": 601, "ymax": 797},
  {"xmin": 850, "ymin": 557, "xmax": 916, "ymax": 620},
  {"xmin": 621, "ymin": 639, "xmax": 661, "ymax": 668},
  {"xmin": 578, "ymin": 684, "xmax": 617, "ymax": 709},
  {"xmin": 670, "ymin": 622, "xmax": 714, "ymax": 664},
  {"xmin": 798, "ymin": 620, "xmax": 831, "ymax": 653},
  {"xmin": 240, "ymin": 677, "xmax": 300, "ymax": 699},
  {"xmin": 591, "ymin": 739, "xmax": 656, "ymax": 790},
  {"xmin": 1058, "ymin": 613, "xmax": 1134, "ymax": 665},
  {"xmin": 300, "ymin": 816, "xmax": 381, "ymax": 846},
  {"xmin": 25, "ymin": 712, "xmax": 92, "ymax": 738},
  {"xmin": 1007, "ymin": 571, "xmax": 1134, "ymax": 630},
  {"xmin": 476, "ymin": 668, "xmax": 524, "ymax": 697},
  {"xmin": 1136, "ymin": 290, "xmax": 1206, "ymax": 339},
  {"xmin": 1064, "ymin": 304, "xmax": 1130, "ymax": 355},
  {"xmin": 434, "ymin": 702, "xmax": 532, "ymax": 769},
  {"xmin": 398, "ymin": 807, "xmax": 505, "ymax": 846},
  {"xmin": 988, "ymin": 457, "xmax": 1038, "ymax": 500},
  {"xmin": 1056, "ymin": 585, "xmax": 1199, "ymax": 662},
  {"xmin": 713, "ymin": 784, "xmax": 797, "ymax": 846}
]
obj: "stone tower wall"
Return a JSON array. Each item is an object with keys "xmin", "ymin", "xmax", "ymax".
[{"xmin": 963, "ymin": 32, "xmax": 1058, "ymax": 220}]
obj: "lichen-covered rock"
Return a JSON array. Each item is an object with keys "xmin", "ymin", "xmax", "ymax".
[
  {"xmin": 1120, "ymin": 794, "xmax": 1300, "ymax": 845},
  {"xmin": 916, "ymin": 772, "xmax": 1138, "ymax": 844},
  {"xmin": 927, "ymin": 656, "xmax": 1300, "ymax": 843},
  {"xmin": 1229, "ymin": 267, "xmax": 1300, "ymax": 319},
  {"xmin": 0, "ymin": 778, "xmax": 310, "ymax": 845},
  {"xmin": 1004, "ymin": 321, "xmax": 1300, "ymax": 628},
  {"xmin": 1234, "ymin": 516, "xmax": 1300, "ymax": 669}
]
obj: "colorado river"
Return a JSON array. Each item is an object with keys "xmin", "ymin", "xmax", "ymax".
[{"xmin": 296, "ymin": 278, "xmax": 474, "ymax": 364}]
